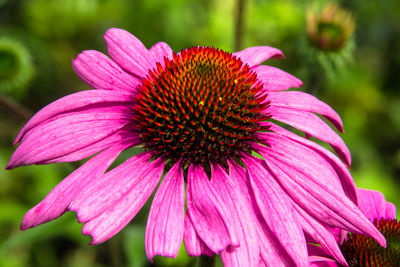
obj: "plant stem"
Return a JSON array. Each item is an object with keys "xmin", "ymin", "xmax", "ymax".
[
  {"xmin": 234, "ymin": 0, "xmax": 247, "ymax": 51},
  {"xmin": 0, "ymin": 93, "xmax": 32, "ymax": 120}
]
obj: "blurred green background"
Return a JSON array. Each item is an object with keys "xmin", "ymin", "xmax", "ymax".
[{"xmin": 0, "ymin": 0, "xmax": 399, "ymax": 266}]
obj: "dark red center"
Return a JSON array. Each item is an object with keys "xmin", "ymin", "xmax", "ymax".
[
  {"xmin": 132, "ymin": 47, "xmax": 269, "ymax": 166},
  {"xmin": 340, "ymin": 218, "xmax": 400, "ymax": 266}
]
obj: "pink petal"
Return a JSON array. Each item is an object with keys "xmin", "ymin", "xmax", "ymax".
[
  {"xmin": 385, "ymin": 202, "xmax": 397, "ymax": 220},
  {"xmin": 308, "ymin": 246, "xmax": 339, "ymax": 266},
  {"xmin": 149, "ymin": 42, "xmax": 174, "ymax": 64},
  {"xmin": 13, "ymin": 89, "xmax": 132, "ymax": 145},
  {"xmin": 40, "ymin": 129, "xmax": 140, "ymax": 164},
  {"xmin": 233, "ymin": 46, "xmax": 284, "ymax": 67},
  {"xmin": 20, "ymin": 144, "xmax": 126, "ymax": 230},
  {"xmin": 183, "ymin": 213, "xmax": 214, "ymax": 257},
  {"xmin": 252, "ymin": 65, "xmax": 303, "ymax": 91},
  {"xmin": 70, "ymin": 152, "xmax": 152, "ymax": 222},
  {"xmin": 259, "ymin": 122, "xmax": 357, "ymax": 204},
  {"xmin": 7, "ymin": 104, "xmax": 131, "ymax": 169},
  {"xmin": 267, "ymin": 106, "xmax": 351, "ymax": 167},
  {"xmin": 309, "ymin": 258, "xmax": 339, "ymax": 267},
  {"xmin": 358, "ymin": 189, "xmax": 388, "ymax": 221},
  {"xmin": 293, "ymin": 205, "xmax": 348, "ymax": 266},
  {"xmin": 72, "ymin": 50, "xmax": 141, "ymax": 93},
  {"xmin": 211, "ymin": 162, "xmax": 259, "ymax": 266},
  {"xmin": 268, "ymin": 91, "xmax": 343, "ymax": 131},
  {"xmin": 263, "ymin": 156, "xmax": 386, "ymax": 247},
  {"xmin": 228, "ymin": 160, "xmax": 295, "ymax": 266},
  {"xmin": 80, "ymin": 157, "xmax": 165, "ymax": 244},
  {"xmin": 255, "ymin": 133, "xmax": 344, "ymax": 196},
  {"xmin": 104, "ymin": 28, "xmax": 156, "ymax": 78},
  {"xmin": 243, "ymin": 155, "xmax": 308, "ymax": 267},
  {"xmin": 186, "ymin": 164, "xmax": 238, "ymax": 253},
  {"xmin": 145, "ymin": 160, "xmax": 185, "ymax": 261}
]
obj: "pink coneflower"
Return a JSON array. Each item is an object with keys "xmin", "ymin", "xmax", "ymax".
[
  {"xmin": 309, "ymin": 189, "xmax": 399, "ymax": 266},
  {"xmin": 7, "ymin": 28, "xmax": 385, "ymax": 266}
]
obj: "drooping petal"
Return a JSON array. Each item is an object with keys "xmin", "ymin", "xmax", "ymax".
[
  {"xmin": 243, "ymin": 155, "xmax": 308, "ymax": 267},
  {"xmin": 40, "ymin": 129, "xmax": 140, "ymax": 164},
  {"xmin": 233, "ymin": 46, "xmax": 284, "ymax": 67},
  {"xmin": 20, "ymin": 143, "xmax": 127, "ymax": 230},
  {"xmin": 183, "ymin": 213, "xmax": 214, "ymax": 257},
  {"xmin": 13, "ymin": 89, "xmax": 132, "ymax": 145},
  {"xmin": 70, "ymin": 152, "xmax": 152, "ymax": 222},
  {"xmin": 72, "ymin": 50, "xmax": 141, "ymax": 92},
  {"xmin": 293, "ymin": 204, "xmax": 348, "ymax": 266},
  {"xmin": 80, "ymin": 157, "xmax": 165, "ymax": 244},
  {"xmin": 149, "ymin": 42, "xmax": 174, "ymax": 65},
  {"xmin": 267, "ymin": 106, "xmax": 351, "ymax": 167},
  {"xmin": 262, "ymin": 155, "xmax": 386, "ymax": 247},
  {"xmin": 259, "ymin": 122, "xmax": 357, "ymax": 204},
  {"xmin": 104, "ymin": 28, "xmax": 156, "ymax": 78},
  {"xmin": 308, "ymin": 245, "xmax": 339, "ymax": 266},
  {"xmin": 309, "ymin": 258, "xmax": 338, "ymax": 267},
  {"xmin": 211, "ymin": 162, "xmax": 259, "ymax": 266},
  {"xmin": 358, "ymin": 189, "xmax": 389, "ymax": 221},
  {"xmin": 255, "ymin": 134, "xmax": 344, "ymax": 195},
  {"xmin": 252, "ymin": 65, "xmax": 303, "ymax": 92},
  {"xmin": 268, "ymin": 91, "xmax": 343, "ymax": 131},
  {"xmin": 145, "ymin": 160, "xmax": 185, "ymax": 261},
  {"xmin": 186, "ymin": 164, "xmax": 238, "ymax": 253},
  {"xmin": 228, "ymin": 160, "xmax": 295, "ymax": 266},
  {"xmin": 7, "ymin": 104, "xmax": 131, "ymax": 169},
  {"xmin": 385, "ymin": 202, "xmax": 397, "ymax": 220}
]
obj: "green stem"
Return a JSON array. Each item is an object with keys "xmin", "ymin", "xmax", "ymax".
[
  {"xmin": 306, "ymin": 66, "xmax": 322, "ymax": 94},
  {"xmin": 0, "ymin": 93, "xmax": 32, "ymax": 120},
  {"xmin": 234, "ymin": 0, "xmax": 247, "ymax": 51}
]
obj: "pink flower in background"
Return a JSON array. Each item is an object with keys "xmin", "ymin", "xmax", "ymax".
[
  {"xmin": 309, "ymin": 189, "xmax": 399, "ymax": 266},
  {"xmin": 6, "ymin": 28, "xmax": 385, "ymax": 266}
]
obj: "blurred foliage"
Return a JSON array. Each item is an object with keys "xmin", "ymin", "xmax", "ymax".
[{"xmin": 0, "ymin": 0, "xmax": 399, "ymax": 266}]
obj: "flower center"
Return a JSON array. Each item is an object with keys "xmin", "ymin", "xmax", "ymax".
[
  {"xmin": 340, "ymin": 218, "xmax": 400, "ymax": 266},
  {"xmin": 132, "ymin": 47, "xmax": 269, "ymax": 166}
]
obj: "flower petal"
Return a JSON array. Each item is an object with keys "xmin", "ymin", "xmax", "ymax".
[
  {"xmin": 40, "ymin": 129, "xmax": 140, "ymax": 164},
  {"xmin": 228, "ymin": 160, "xmax": 295, "ymax": 266},
  {"xmin": 268, "ymin": 91, "xmax": 343, "ymax": 131},
  {"xmin": 233, "ymin": 46, "xmax": 284, "ymax": 67},
  {"xmin": 80, "ymin": 157, "xmax": 164, "ymax": 244},
  {"xmin": 72, "ymin": 50, "xmax": 141, "ymax": 92},
  {"xmin": 186, "ymin": 164, "xmax": 238, "ymax": 253},
  {"xmin": 262, "ymin": 155, "xmax": 386, "ymax": 247},
  {"xmin": 211, "ymin": 162, "xmax": 259, "ymax": 266},
  {"xmin": 293, "ymin": 204, "xmax": 347, "ymax": 266},
  {"xmin": 104, "ymin": 28, "xmax": 156, "ymax": 78},
  {"xmin": 145, "ymin": 160, "xmax": 185, "ymax": 261},
  {"xmin": 260, "ymin": 122, "xmax": 357, "ymax": 204},
  {"xmin": 385, "ymin": 202, "xmax": 397, "ymax": 220},
  {"xmin": 20, "ymin": 144, "xmax": 126, "ymax": 230},
  {"xmin": 252, "ymin": 65, "xmax": 303, "ymax": 92},
  {"xmin": 13, "ymin": 89, "xmax": 132, "ymax": 145},
  {"xmin": 267, "ymin": 106, "xmax": 351, "ymax": 166},
  {"xmin": 70, "ymin": 152, "xmax": 153, "ymax": 222},
  {"xmin": 149, "ymin": 42, "xmax": 174, "ymax": 64},
  {"xmin": 256, "ymin": 133, "xmax": 344, "ymax": 195},
  {"xmin": 183, "ymin": 213, "xmax": 214, "ymax": 257},
  {"xmin": 358, "ymin": 189, "xmax": 388, "ymax": 221},
  {"xmin": 7, "ymin": 104, "xmax": 131, "ymax": 169},
  {"xmin": 243, "ymin": 155, "xmax": 308, "ymax": 267}
]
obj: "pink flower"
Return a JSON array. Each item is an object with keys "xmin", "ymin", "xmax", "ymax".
[
  {"xmin": 6, "ymin": 28, "xmax": 385, "ymax": 266},
  {"xmin": 309, "ymin": 189, "xmax": 398, "ymax": 266}
]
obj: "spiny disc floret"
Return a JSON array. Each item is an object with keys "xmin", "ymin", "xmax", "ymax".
[
  {"xmin": 133, "ymin": 47, "xmax": 269, "ymax": 165},
  {"xmin": 340, "ymin": 218, "xmax": 400, "ymax": 266}
]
